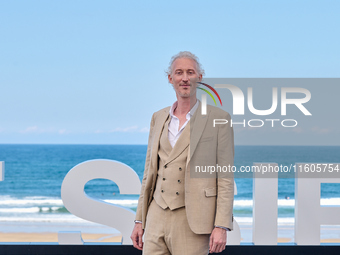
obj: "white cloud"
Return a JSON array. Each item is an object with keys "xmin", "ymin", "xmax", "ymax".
[
  {"xmin": 139, "ymin": 127, "xmax": 149, "ymax": 133},
  {"xmin": 110, "ymin": 126, "xmax": 139, "ymax": 133},
  {"xmin": 58, "ymin": 129, "xmax": 68, "ymax": 134},
  {"xmin": 108, "ymin": 126, "xmax": 149, "ymax": 133},
  {"xmin": 20, "ymin": 126, "xmax": 68, "ymax": 134},
  {"xmin": 20, "ymin": 126, "xmax": 39, "ymax": 134},
  {"xmin": 92, "ymin": 127, "xmax": 149, "ymax": 134},
  {"xmin": 311, "ymin": 127, "xmax": 332, "ymax": 134},
  {"xmin": 292, "ymin": 127, "xmax": 303, "ymax": 133}
]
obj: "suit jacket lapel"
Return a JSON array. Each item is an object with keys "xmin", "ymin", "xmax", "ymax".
[
  {"xmin": 150, "ymin": 109, "xmax": 169, "ymax": 174},
  {"xmin": 186, "ymin": 101, "xmax": 210, "ymax": 167}
]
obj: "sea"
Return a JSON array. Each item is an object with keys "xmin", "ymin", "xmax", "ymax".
[{"xmin": 0, "ymin": 144, "xmax": 339, "ymax": 226}]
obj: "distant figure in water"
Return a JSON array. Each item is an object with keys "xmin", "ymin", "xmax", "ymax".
[{"xmin": 285, "ymin": 196, "xmax": 290, "ymax": 200}]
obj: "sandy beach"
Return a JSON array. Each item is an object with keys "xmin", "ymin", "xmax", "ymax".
[
  {"xmin": 0, "ymin": 221, "xmax": 339, "ymax": 244},
  {"xmin": 0, "ymin": 232, "xmax": 122, "ymax": 243},
  {"xmin": 0, "ymin": 220, "xmax": 122, "ymax": 243},
  {"xmin": 239, "ymin": 223, "xmax": 340, "ymax": 244}
]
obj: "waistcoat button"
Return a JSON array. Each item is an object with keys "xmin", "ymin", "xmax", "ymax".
[
  {"xmin": 179, "ymin": 167, "xmax": 182, "ymax": 171},
  {"xmin": 176, "ymin": 192, "xmax": 179, "ymax": 195}
]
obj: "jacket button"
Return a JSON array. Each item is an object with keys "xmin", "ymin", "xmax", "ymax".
[
  {"xmin": 164, "ymin": 165, "xmax": 167, "ymax": 168},
  {"xmin": 176, "ymin": 192, "xmax": 179, "ymax": 195},
  {"xmin": 178, "ymin": 180, "xmax": 181, "ymax": 183},
  {"xmin": 179, "ymin": 167, "xmax": 182, "ymax": 171},
  {"xmin": 161, "ymin": 190, "xmax": 164, "ymax": 193},
  {"xmin": 163, "ymin": 178, "xmax": 166, "ymax": 181}
]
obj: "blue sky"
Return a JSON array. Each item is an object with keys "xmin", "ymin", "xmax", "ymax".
[{"xmin": 0, "ymin": 0, "xmax": 339, "ymax": 145}]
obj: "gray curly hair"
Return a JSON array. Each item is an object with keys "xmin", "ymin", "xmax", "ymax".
[{"xmin": 166, "ymin": 51, "xmax": 205, "ymax": 76}]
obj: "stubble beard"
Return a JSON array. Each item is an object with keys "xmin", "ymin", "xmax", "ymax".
[{"xmin": 176, "ymin": 86, "xmax": 198, "ymax": 100}]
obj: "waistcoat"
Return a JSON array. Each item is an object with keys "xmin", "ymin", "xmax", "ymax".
[{"xmin": 153, "ymin": 116, "xmax": 190, "ymax": 210}]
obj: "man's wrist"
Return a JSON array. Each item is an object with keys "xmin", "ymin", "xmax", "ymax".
[
  {"xmin": 134, "ymin": 220, "xmax": 142, "ymax": 224},
  {"xmin": 215, "ymin": 225, "xmax": 230, "ymax": 231}
]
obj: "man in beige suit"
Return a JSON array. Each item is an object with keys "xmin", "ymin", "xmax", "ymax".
[{"xmin": 131, "ymin": 51, "xmax": 234, "ymax": 254}]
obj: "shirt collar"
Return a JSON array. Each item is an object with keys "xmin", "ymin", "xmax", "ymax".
[{"xmin": 169, "ymin": 99, "xmax": 199, "ymax": 119}]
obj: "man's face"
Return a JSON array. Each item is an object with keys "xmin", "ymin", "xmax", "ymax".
[{"xmin": 168, "ymin": 58, "xmax": 202, "ymax": 99}]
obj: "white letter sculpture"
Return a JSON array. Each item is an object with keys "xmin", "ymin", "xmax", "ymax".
[
  {"xmin": 295, "ymin": 163, "xmax": 340, "ymax": 244},
  {"xmin": 252, "ymin": 163, "xmax": 278, "ymax": 244},
  {"xmin": 61, "ymin": 159, "xmax": 141, "ymax": 245}
]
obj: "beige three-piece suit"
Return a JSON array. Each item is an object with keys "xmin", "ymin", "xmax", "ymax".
[{"xmin": 135, "ymin": 101, "xmax": 234, "ymax": 255}]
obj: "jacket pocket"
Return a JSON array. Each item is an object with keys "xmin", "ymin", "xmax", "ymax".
[{"xmin": 204, "ymin": 187, "xmax": 217, "ymax": 197}]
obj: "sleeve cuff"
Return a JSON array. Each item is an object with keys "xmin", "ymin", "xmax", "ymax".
[{"xmin": 215, "ymin": 225, "xmax": 231, "ymax": 231}]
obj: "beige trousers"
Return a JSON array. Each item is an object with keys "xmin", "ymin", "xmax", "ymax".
[{"xmin": 143, "ymin": 200, "xmax": 210, "ymax": 255}]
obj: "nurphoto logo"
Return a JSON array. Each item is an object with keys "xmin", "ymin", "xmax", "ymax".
[{"xmin": 198, "ymin": 79, "xmax": 312, "ymax": 128}]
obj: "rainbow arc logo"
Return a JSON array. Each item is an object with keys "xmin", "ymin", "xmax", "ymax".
[{"xmin": 197, "ymin": 82, "xmax": 223, "ymax": 106}]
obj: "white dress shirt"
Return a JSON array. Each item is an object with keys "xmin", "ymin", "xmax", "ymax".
[{"xmin": 168, "ymin": 100, "xmax": 199, "ymax": 148}]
